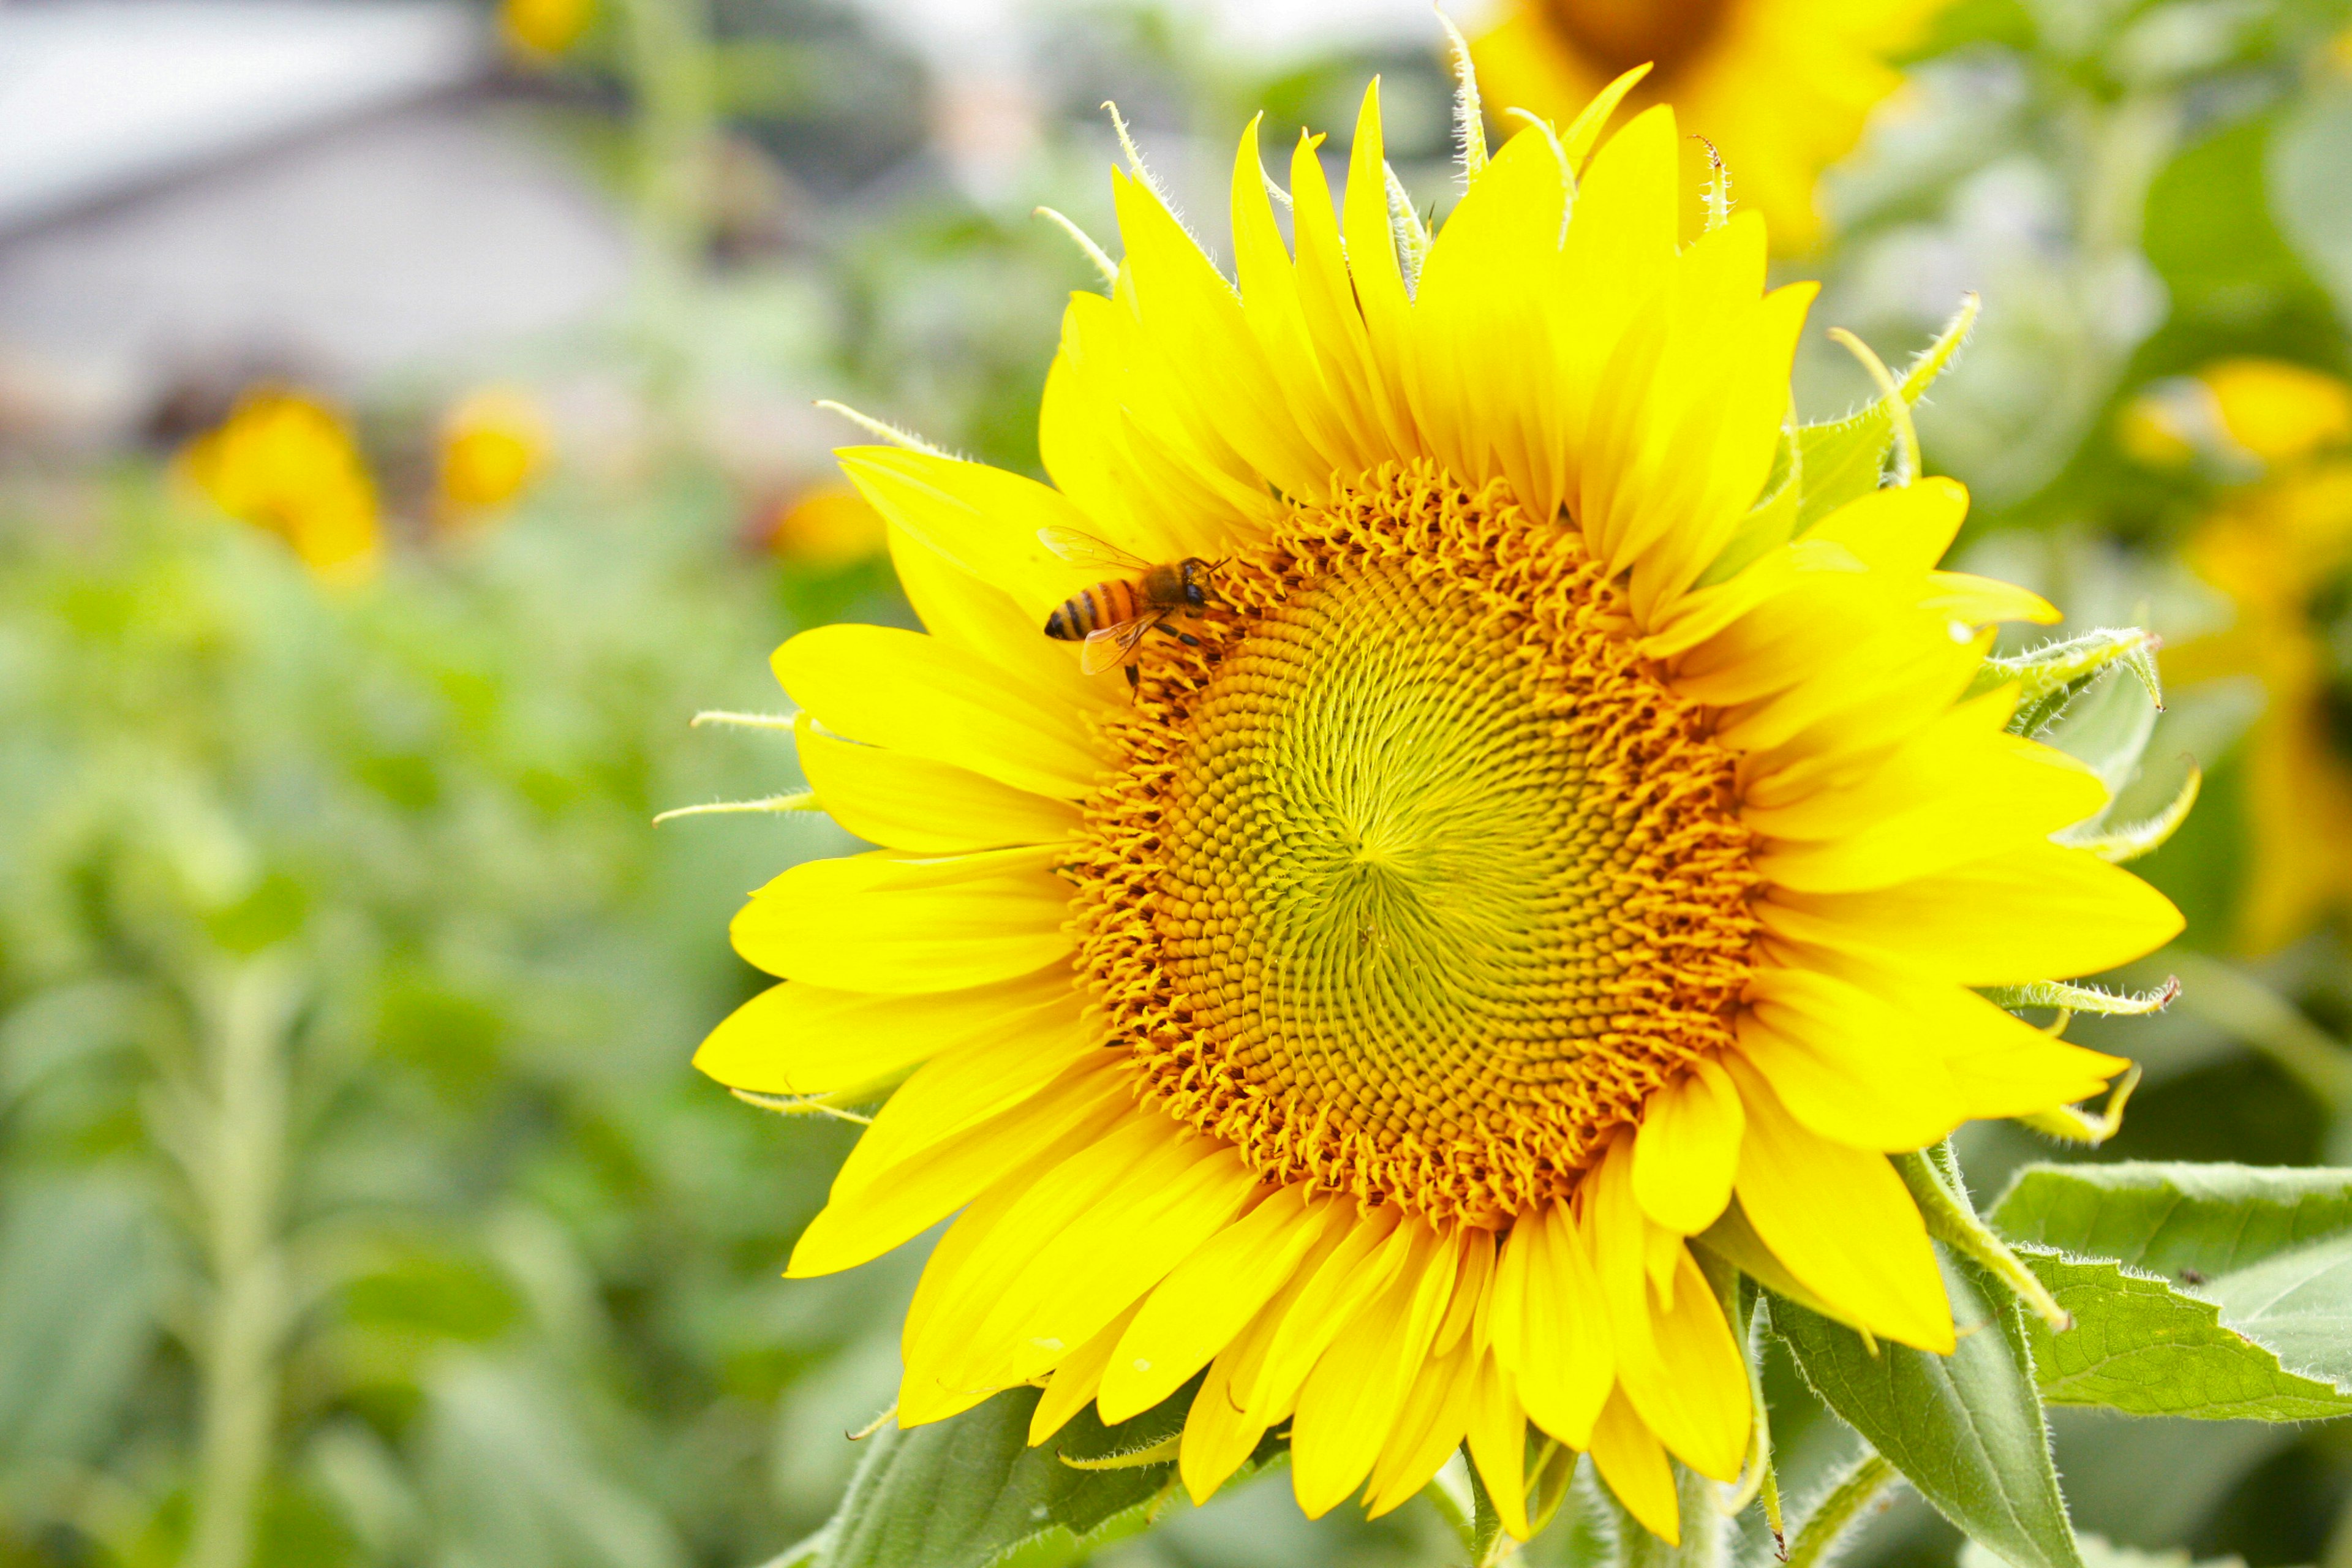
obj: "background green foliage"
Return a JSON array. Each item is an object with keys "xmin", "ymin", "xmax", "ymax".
[{"xmin": 10, "ymin": 0, "xmax": 2352, "ymax": 1565}]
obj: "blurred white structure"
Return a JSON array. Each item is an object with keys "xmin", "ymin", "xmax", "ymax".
[{"xmin": 0, "ymin": 2, "xmax": 631, "ymax": 450}]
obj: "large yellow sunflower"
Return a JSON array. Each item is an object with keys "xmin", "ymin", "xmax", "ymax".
[
  {"xmin": 1470, "ymin": 0, "xmax": 1945, "ymax": 251},
  {"xmin": 696, "ymin": 81, "xmax": 2181, "ymax": 1542}
]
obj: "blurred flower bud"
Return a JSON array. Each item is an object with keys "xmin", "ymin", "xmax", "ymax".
[
  {"xmin": 437, "ymin": 386, "xmax": 552, "ymax": 522},
  {"xmin": 757, "ymin": 483, "xmax": 886, "ymax": 570},
  {"xmin": 181, "ymin": 387, "xmax": 380, "ymax": 581},
  {"xmin": 502, "ymin": 0, "xmax": 594, "ymax": 59},
  {"xmin": 2200, "ymin": 360, "xmax": 2352, "ymax": 467}
]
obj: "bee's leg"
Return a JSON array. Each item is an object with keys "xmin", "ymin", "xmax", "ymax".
[
  {"xmin": 1152, "ymin": 624, "xmax": 1201, "ymax": 647},
  {"xmin": 1125, "ymin": 663, "xmax": 1140, "ymax": 702}
]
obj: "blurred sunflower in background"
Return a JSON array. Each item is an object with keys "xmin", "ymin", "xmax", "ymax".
[
  {"xmin": 2136, "ymin": 361, "xmax": 2352, "ymax": 952},
  {"xmin": 435, "ymin": 384, "xmax": 553, "ymax": 525},
  {"xmin": 1470, "ymin": 0, "xmax": 1945, "ymax": 251},
  {"xmin": 180, "ymin": 386, "xmax": 381, "ymax": 581},
  {"xmin": 500, "ymin": 0, "xmax": 595, "ymax": 59},
  {"xmin": 698, "ymin": 77, "xmax": 2179, "ymax": 1543}
]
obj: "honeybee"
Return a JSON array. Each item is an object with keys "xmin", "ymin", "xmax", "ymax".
[{"xmin": 1038, "ymin": 527, "xmax": 1223, "ymax": 689}]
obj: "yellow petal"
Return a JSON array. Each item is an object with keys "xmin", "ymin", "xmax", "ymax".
[
  {"xmin": 1290, "ymin": 1224, "xmax": 1457, "ymax": 1518},
  {"xmin": 1179, "ymin": 1336, "xmax": 1273, "ymax": 1506},
  {"xmin": 1228, "ymin": 1206, "xmax": 1409, "ymax": 1416},
  {"xmin": 693, "ymin": 965, "xmax": 1072, "ymax": 1096},
  {"xmin": 786, "ymin": 1059, "xmax": 1127, "ymax": 1278},
  {"xmin": 729, "ymin": 845, "xmax": 1071, "ymax": 992},
  {"xmin": 1588, "ymin": 1143, "xmax": 1748, "ymax": 1481},
  {"xmin": 920, "ymin": 1131, "xmax": 1262, "ymax": 1392},
  {"xmin": 1099, "ymin": 1184, "xmax": 1338, "ymax": 1423},
  {"xmin": 1772, "ymin": 942, "xmax": 2128, "ymax": 1119},
  {"xmin": 1736, "ymin": 967, "xmax": 1965, "ymax": 1151},
  {"xmin": 838, "ymin": 445, "xmax": 1092, "ymax": 622},
  {"xmin": 1030, "ymin": 1295, "xmax": 1147, "ymax": 1444},
  {"xmin": 1463, "ymin": 1353, "xmax": 1532, "ymax": 1540},
  {"xmin": 1632, "ymin": 1056, "xmax": 1744, "ymax": 1235},
  {"xmin": 1804, "ymin": 477, "xmax": 1969, "ymax": 573},
  {"xmin": 774, "ymin": 622, "xmax": 1104, "ymax": 802},
  {"xmin": 1722, "ymin": 1053, "xmax": 1954, "ymax": 1352},
  {"xmin": 886, "ymin": 522, "xmax": 1118, "ymax": 709},
  {"xmin": 796, "ymin": 715, "xmax": 1079, "ymax": 855},
  {"xmin": 1759, "ymin": 840, "xmax": 2185, "ymax": 986},
  {"xmin": 1589, "ymin": 1387, "xmax": 1678, "ymax": 1545},
  {"xmin": 1494, "ymin": 1202, "xmax": 1613, "ymax": 1449},
  {"xmin": 1410, "ymin": 126, "xmax": 1570, "ymax": 518},
  {"xmin": 1753, "ymin": 733, "xmax": 2109, "ymax": 892},
  {"xmin": 1362, "ymin": 1335, "xmax": 1479, "ymax": 1518}
]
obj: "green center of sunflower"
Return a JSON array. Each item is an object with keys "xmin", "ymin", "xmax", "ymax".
[
  {"xmin": 1074, "ymin": 463, "xmax": 1758, "ymax": 1228},
  {"xmin": 1537, "ymin": 0, "xmax": 1734, "ymax": 81}
]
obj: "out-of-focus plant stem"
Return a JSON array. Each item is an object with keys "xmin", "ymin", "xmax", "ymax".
[
  {"xmin": 614, "ymin": 0, "xmax": 717, "ymax": 427},
  {"xmin": 178, "ymin": 956, "xmax": 301, "ymax": 1568}
]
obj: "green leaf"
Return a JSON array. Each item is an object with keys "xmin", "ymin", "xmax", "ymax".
[
  {"xmin": 1770, "ymin": 1249, "xmax": 2082, "ymax": 1568},
  {"xmin": 797, "ymin": 1384, "xmax": 1237, "ymax": 1568},
  {"xmin": 1987, "ymin": 1163, "xmax": 2352, "ymax": 1277},
  {"xmin": 2010, "ymin": 1249, "xmax": 2352, "ymax": 1420},
  {"xmin": 1964, "ymin": 1535, "xmax": 2247, "ymax": 1568},
  {"xmin": 2200, "ymin": 1234, "xmax": 2352, "ymax": 1388}
]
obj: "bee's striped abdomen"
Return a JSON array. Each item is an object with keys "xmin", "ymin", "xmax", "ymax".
[{"xmin": 1045, "ymin": 579, "xmax": 1137, "ymax": 641}]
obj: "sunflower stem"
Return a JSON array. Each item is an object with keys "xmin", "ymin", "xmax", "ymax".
[
  {"xmin": 1896, "ymin": 1144, "xmax": 2070, "ymax": 1332},
  {"xmin": 1781, "ymin": 1452, "xmax": 1895, "ymax": 1568}
]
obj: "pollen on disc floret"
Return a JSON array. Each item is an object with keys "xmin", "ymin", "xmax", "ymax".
[{"xmin": 1072, "ymin": 460, "xmax": 1762, "ymax": 1230}]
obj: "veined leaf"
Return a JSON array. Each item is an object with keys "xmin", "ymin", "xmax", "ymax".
[
  {"xmin": 2011, "ymin": 1248, "xmax": 2352, "ymax": 1420},
  {"xmin": 792, "ymin": 1382, "xmax": 1259, "ymax": 1568},
  {"xmin": 1770, "ymin": 1248, "xmax": 2083, "ymax": 1568},
  {"xmin": 1988, "ymin": 1163, "xmax": 2352, "ymax": 1277},
  {"xmin": 2200, "ymin": 1234, "xmax": 2352, "ymax": 1389}
]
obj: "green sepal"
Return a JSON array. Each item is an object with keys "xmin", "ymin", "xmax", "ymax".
[
  {"xmin": 1899, "ymin": 1144, "xmax": 2071, "ymax": 1331},
  {"xmin": 1973, "ymin": 628, "xmax": 2163, "ymax": 739},
  {"xmin": 2013, "ymin": 1063, "xmax": 2141, "ymax": 1147},
  {"xmin": 2060, "ymin": 764, "xmax": 2201, "ymax": 864},
  {"xmin": 1981, "ymin": 978, "xmax": 2177, "ymax": 1017},
  {"xmin": 1789, "ymin": 294, "xmax": 1977, "ymax": 532}
]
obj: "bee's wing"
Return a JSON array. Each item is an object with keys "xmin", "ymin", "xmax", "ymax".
[
  {"xmin": 1038, "ymin": 526, "xmax": 1150, "ymax": 573},
  {"xmin": 1079, "ymin": 617, "xmax": 1155, "ymax": 675}
]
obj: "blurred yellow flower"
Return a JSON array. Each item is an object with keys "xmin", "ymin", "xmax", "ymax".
[
  {"xmin": 1471, "ymin": 0, "xmax": 1945, "ymax": 251},
  {"xmin": 181, "ymin": 388, "xmax": 380, "ymax": 581},
  {"xmin": 437, "ymin": 385, "xmax": 552, "ymax": 521},
  {"xmin": 2155, "ymin": 360, "xmax": 2352, "ymax": 950},
  {"xmin": 501, "ymin": 0, "xmax": 593, "ymax": 59},
  {"xmin": 761, "ymin": 483, "xmax": 887, "ymax": 570}
]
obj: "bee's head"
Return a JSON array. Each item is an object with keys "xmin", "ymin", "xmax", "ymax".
[{"xmin": 1182, "ymin": 557, "xmax": 1231, "ymax": 609}]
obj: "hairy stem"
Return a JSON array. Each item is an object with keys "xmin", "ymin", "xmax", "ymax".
[{"xmin": 1783, "ymin": 1453, "xmax": 1895, "ymax": 1568}]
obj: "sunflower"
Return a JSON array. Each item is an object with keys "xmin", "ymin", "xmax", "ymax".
[
  {"xmin": 697, "ymin": 80, "xmax": 2181, "ymax": 1542},
  {"xmin": 2137, "ymin": 360, "xmax": 2352, "ymax": 951},
  {"xmin": 181, "ymin": 386, "xmax": 380, "ymax": 581},
  {"xmin": 1469, "ymin": 0, "xmax": 1944, "ymax": 252}
]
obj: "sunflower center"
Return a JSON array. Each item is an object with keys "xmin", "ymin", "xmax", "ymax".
[
  {"xmin": 1536, "ymin": 0, "xmax": 1734, "ymax": 81},
  {"xmin": 1074, "ymin": 464, "xmax": 1759, "ymax": 1229}
]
